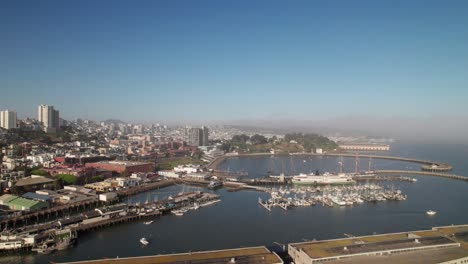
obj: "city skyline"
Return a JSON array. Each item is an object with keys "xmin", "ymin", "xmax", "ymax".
[
  {"xmin": 2, "ymin": 1, "xmax": 467, "ymax": 123},
  {"xmin": 1, "ymin": 2, "xmax": 468, "ymax": 263}
]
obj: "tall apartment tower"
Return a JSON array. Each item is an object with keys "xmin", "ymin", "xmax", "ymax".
[
  {"xmin": 185, "ymin": 126, "xmax": 201, "ymax": 146},
  {"xmin": 0, "ymin": 110, "xmax": 17, "ymax": 129},
  {"xmin": 38, "ymin": 104, "xmax": 60, "ymax": 133},
  {"xmin": 201, "ymin": 126, "xmax": 209, "ymax": 146},
  {"xmin": 185, "ymin": 126, "xmax": 210, "ymax": 146}
]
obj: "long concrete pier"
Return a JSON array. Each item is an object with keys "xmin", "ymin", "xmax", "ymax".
[
  {"xmin": 376, "ymin": 170, "xmax": 468, "ymax": 181},
  {"xmin": 207, "ymin": 152, "xmax": 468, "ymax": 182},
  {"xmin": 319, "ymin": 153, "xmax": 453, "ymax": 171},
  {"xmin": 209, "ymin": 152, "xmax": 453, "ymax": 171}
]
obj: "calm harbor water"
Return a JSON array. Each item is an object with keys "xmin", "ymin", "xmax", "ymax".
[{"xmin": 2, "ymin": 142, "xmax": 468, "ymax": 264}]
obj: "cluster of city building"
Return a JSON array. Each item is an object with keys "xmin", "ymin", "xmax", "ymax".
[
  {"xmin": 0, "ymin": 103, "xmax": 250, "ymax": 224},
  {"xmin": 1, "ymin": 105, "xmax": 60, "ymax": 132}
]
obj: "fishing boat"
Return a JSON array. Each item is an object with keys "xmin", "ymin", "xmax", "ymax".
[{"xmin": 140, "ymin": 237, "xmax": 149, "ymax": 245}]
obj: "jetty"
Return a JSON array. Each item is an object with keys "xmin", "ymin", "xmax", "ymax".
[
  {"xmin": 375, "ymin": 170, "xmax": 468, "ymax": 181},
  {"xmin": 208, "ymin": 152, "xmax": 454, "ymax": 172}
]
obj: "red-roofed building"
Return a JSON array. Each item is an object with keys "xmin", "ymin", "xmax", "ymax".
[{"xmin": 85, "ymin": 161, "xmax": 154, "ymax": 174}]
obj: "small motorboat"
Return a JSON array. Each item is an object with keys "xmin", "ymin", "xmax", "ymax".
[
  {"xmin": 140, "ymin": 237, "xmax": 149, "ymax": 245},
  {"xmin": 143, "ymin": 220, "xmax": 153, "ymax": 225},
  {"xmin": 426, "ymin": 210, "xmax": 437, "ymax": 216}
]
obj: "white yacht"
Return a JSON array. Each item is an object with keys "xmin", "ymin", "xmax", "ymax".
[
  {"xmin": 426, "ymin": 210, "xmax": 437, "ymax": 216},
  {"xmin": 292, "ymin": 172, "xmax": 355, "ymax": 185}
]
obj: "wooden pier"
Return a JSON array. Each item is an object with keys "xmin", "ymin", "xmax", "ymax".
[
  {"xmin": 72, "ymin": 211, "xmax": 161, "ymax": 233},
  {"xmin": 0, "ymin": 199, "xmax": 100, "ymax": 230},
  {"xmin": 0, "ymin": 180, "xmax": 176, "ymax": 230}
]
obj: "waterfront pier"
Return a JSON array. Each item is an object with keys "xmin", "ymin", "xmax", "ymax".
[
  {"xmin": 376, "ymin": 170, "xmax": 468, "ymax": 181},
  {"xmin": 0, "ymin": 199, "xmax": 100, "ymax": 230},
  {"xmin": 209, "ymin": 152, "xmax": 454, "ymax": 172},
  {"xmin": 117, "ymin": 179, "xmax": 176, "ymax": 197}
]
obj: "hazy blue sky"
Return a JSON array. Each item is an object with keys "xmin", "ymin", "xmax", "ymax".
[{"xmin": 1, "ymin": 0, "xmax": 467, "ymax": 123}]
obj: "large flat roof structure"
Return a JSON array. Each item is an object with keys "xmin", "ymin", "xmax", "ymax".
[
  {"xmin": 15, "ymin": 176, "xmax": 54, "ymax": 187},
  {"xmin": 289, "ymin": 225, "xmax": 468, "ymax": 264},
  {"xmin": 58, "ymin": 246, "xmax": 283, "ymax": 264}
]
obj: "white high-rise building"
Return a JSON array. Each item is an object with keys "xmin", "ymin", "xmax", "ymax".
[
  {"xmin": 0, "ymin": 110, "xmax": 17, "ymax": 129},
  {"xmin": 38, "ymin": 104, "xmax": 60, "ymax": 133}
]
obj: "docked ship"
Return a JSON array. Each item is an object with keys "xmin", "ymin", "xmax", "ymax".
[
  {"xmin": 291, "ymin": 172, "xmax": 355, "ymax": 185},
  {"xmin": 349, "ymin": 170, "xmax": 377, "ymax": 177}
]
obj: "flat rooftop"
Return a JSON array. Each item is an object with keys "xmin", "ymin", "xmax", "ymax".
[
  {"xmin": 290, "ymin": 225, "xmax": 468, "ymax": 263},
  {"xmin": 58, "ymin": 246, "xmax": 283, "ymax": 264},
  {"xmin": 15, "ymin": 176, "xmax": 54, "ymax": 186},
  {"xmin": 324, "ymin": 247, "xmax": 468, "ymax": 264}
]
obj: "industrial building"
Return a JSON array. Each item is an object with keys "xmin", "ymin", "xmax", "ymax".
[
  {"xmin": 14, "ymin": 175, "xmax": 55, "ymax": 192},
  {"xmin": 289, "ymin": 225, "xmax": 468, "ymax": 264},
  {"xmin": 339, "ymin": 144, "xmax": 390, "ymax": 151},
  {"xmin": 58, "ymin": 246, "xmax": 283, "ymax": 264},
  {"xmin": 0, "ymin": 194, "xmax": 48, "ymax": 211}
]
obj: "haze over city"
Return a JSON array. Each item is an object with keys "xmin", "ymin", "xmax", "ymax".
[
  {"xmin": 2, "ymin": 0, "xmax": 468, "ymax": 140},
  {"xmin": 2, "ymin": 1, "xmax": 468, "ymax": 264}
]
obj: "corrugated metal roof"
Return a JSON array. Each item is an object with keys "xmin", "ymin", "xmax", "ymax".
[
  {"xmin": 0, "ymin": 194, "xmax": 18, "ymax": 203},
  {"xmin": 7, "ymin": 197, "xmax": 45, "ymax": 208},
  {"xmin": 84, "ymin": 210, "xmax": 101, "ymax": 218},
  {"xmin": 22, "ymin": 192, "xmax": 52, "ymax": 202},
  {"xmin": 58, "ymin": 216, "xmax": 84, "ymax": 226},
  {"xmin": 15, "ymin": 176, "xmax": 54, "ymax": 187}
]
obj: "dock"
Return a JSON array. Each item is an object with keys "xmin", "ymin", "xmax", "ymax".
[
  {"xmin": 72, "ymin": 211, "xmax": 162, "ymax": 233},
  {"xmin": 57, "ymin": 246, "xmax": 284, "ymax": 264},
  {"xmin": 0, "ymin": 179, "xmax": 177, "ymax": 230},
  {"xmin": 0, "ymin": 199, "xmax": 100, "ymax": 230},
  {"xmin": 375, "ymin": 170, "xmax": 468, "ymax": 181},
  {"xmin": 208, "ymin": 152, "xmax": 454, "ymax": 172},
  {"xmin": 289, "ymin": 224, "xmax": 468, "ymax": 264},
  {"xmin": 258, "ymin": 198, "xmax": 272, "ymax": 211}
]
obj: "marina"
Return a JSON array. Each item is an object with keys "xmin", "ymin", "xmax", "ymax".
[
  {"xmin": 1, "ymin": 143, "xmax": 467, "ymax": 263},
  {"xmin": 257, "ymin": 183, "xmax": 407, "ymax": 211},
  {"xmin": 0, "ymin": 191, "xmax": 220, "ymax": 254}
]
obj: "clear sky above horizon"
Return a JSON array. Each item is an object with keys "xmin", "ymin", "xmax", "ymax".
[{"xmin": 1, "ymin": 0, "xmax": 468, "ymax": 123}]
